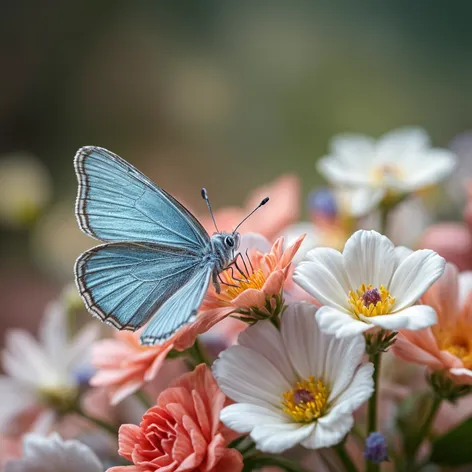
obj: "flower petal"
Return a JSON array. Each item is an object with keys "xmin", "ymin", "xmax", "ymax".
[
  {"xmin": 238, "ymin": 320, "xmax": 297, "ymax": 386},
  {"xmin": 390, "ymin": 250, "xmax": 445, "ymax": 311},
  {"xmin": 213, "ymin": 346, "xmax": 291, "ymax": 408},
  {"xmin": 343, "ymin": 230, "xmax": 397, "ymax": 290},
  {"xmin": 250, "ymin": 422, "xmax": 315, "ymax": 453},
  {"xmin": 349, "ymin": 187, "xmax": 386, "ymax": 218},
  {"xmin": 294, "ymin": 248, "xmax": 351, "ymax": 311},
  {"xmin": 362, "ymin": 305, "xmax": 437, "ymax": 331},
  {"xmin": 301, "ymin": 412, "xmax": 354, "ymax": 449},
  {"xmin": 391, "ymin": 333, "xmax": 445, "ymax": 370},
  {"xmin": 315, "ymin": 306, "xmax": 371, "ymax": 338}
]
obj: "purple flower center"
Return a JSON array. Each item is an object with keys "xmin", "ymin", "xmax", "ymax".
[
  {"xmin": 362, "ymin": 288, "xmax": 381, "ymax": 307},
  {"xmin": 293, "ymin": 388, "xmax": 315, "ymax": 405}
]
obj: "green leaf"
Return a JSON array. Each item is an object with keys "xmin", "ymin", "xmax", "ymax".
[{"xmin": 430, "ymin": 417, "xmax": 472, "ymax": 466}]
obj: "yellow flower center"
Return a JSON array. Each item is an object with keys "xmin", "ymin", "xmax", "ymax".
[
  {"xmin": 372, "ymin": 164, "xmax": 403, "ymax": 185},
  {"xmin": 434, "ymin": 328, "xmax": 472, "ymax": 370},
  {"xmin": 39, "ymin": 385, "xmax": 79, "ymax": 412},
  {"xmin": 282, "ymin": 376, "xmax": 329, "ymax": 423},
  {"xmin": 348, "ymin": 284, "xmax": 396, "ymax": 318},
  {"xmin": 225, "ymin": 268, "xmax": 266, "ymax": 299}
]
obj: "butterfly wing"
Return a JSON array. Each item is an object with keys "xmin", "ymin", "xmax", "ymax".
[
  {"xmin": 75, "ymin": 242, "xmax": 210, "ymax": 330},
  {"xmin": 140, "ymin": 262, "xmax": 213, "ymax": 345},
  {"xmin": 75, "ymin": 146, "xmax": 209, "ymax": 252}
]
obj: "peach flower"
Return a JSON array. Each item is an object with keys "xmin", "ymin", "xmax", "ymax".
[
  {"xmin": 392, "ymin": 263, "xmax": 472, "ymax": 384},
  {"xmin": 200, "ymin": 175, "xmax": 300, "ymax": 240},
  {"xmin": 0, "ymin": 434, "xmax": 22, "ymax": 469},
  {"xmin": 107, "ymin": 364, "xmax": 242, "ymax": 472},
  {"xmin": 173, "ymin": 234, "xmax": 305, "ymax": 352},
  {"xmin": 90, "ymin": 331, "xmax": 174, "ymax": 405}
]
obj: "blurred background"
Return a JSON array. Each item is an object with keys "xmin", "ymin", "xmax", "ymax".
[{"xmin": 1, "ymin": 0, "xmax": 472, "ymax": 341}]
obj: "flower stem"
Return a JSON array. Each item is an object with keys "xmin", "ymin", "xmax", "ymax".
[
  {"xmin": 335, "ymin": 442, "xmax": 358, "ymax": 472},
  {"xmin": 245, "ymin": 454, "xmax": 309, "ymax": 472},
  {"xmin": 135, "ymin": 390, "xmax": 153, "ymax": 409},
  {"xmin": 366, "ymin": 352, "xmax": 381, "ymax": 472},
  {"xmin": 73, "ymin": 405, "xmax": 119, "ymax": 436},
  {"xmin": 406, "ymin": 395, "xmax": 442, "ymax": 471}
]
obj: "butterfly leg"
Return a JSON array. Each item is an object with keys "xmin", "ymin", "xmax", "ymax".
[{"xmin": 212, "ymin": 270, "xmax": 221, "ymax": 294}]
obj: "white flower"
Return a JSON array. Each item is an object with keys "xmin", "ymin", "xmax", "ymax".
[
  {"xmin": 318, "ymin": 127, "xmax": 457, "ymax": 216},
  {"xmin": 212, "ymin": 303, "xmax": 374, "ymax": 452},
  {"xmin": 293, "ymin": 230, "xmax": 445, "ymax": 338},
  {"xmin": 0, "ymin": 301, "xmax": 99, "ymax": 432},
  {"xmin": 4, "ymin": 433, "xmax": 102, "ymax": 472}
]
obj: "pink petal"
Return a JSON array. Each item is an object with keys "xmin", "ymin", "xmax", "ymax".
[
  {"xmin": 231, "ymin": 289, "xmax": 266, "ymax": 310},
  {"xmin": 118, "ymin": 424, "xmax": 141, "ymax": 460},
  {"xmin": 391, "ymin": 334, "xmax": 444, "ymax": 370},
  {"xmin": 262, "ymin": 270, "xmax": 285, "ymax": 295},
  {"xmin": 279, "ymin": 234, "xmax": 306, "ymax": 269}
]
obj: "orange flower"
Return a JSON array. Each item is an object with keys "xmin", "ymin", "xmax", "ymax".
[
  {"xmin": 392, "ymin": 263, "xmax": 472, "ymax": 384},
  {"xmin": 173, "ymin": 234, "xmax": 305, "ymax": 352},
  {"xmin": 200, "ymin": 175, "xmax": 300, "ymax": 240},
  {"xmin": 90, "ymin": 331, "xmax": 174, "ymax": 405},
  {"xmin": 107, "ymin": 364, "xmax": 242, "ymax": 472}
]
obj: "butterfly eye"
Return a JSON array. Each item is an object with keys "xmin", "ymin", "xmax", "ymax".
[{"xmin": 225, "ymin": 236, "xmax": 235, "ymax": 247}]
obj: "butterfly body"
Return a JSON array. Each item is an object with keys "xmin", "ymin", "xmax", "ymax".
[{"xmin": 73, "ymin": 146, "xmax": 241, "ymax": 345}]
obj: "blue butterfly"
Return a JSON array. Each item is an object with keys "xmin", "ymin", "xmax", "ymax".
[{"xmin": 74, "ymin": 146, "xmax": 268, "ymax": 345}]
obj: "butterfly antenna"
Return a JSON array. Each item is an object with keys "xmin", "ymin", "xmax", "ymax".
[
  {"xmin": 233, "ymin": 197, "xmax": 269, "ymax": 233},
  {"xmin": 201, "ymin": 188, "xmax": 220, "ymax": 232}
]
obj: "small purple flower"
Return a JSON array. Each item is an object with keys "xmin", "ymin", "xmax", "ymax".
[
  {"xmin": 364, "ymin": 432, "xmax": 388, "ymax": 465},
  {"xmin": 307, "ymin": 188, "xmax": 337, "ymax": 218}
]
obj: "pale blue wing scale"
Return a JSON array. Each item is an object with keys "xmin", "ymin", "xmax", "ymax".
[
  {"xmin": 140, "ymin": 263, "xmax": 213, "ymax": 345},
  {"xmin": 75, "ymin": 242, "xmax": 206, "ymax": 330},
  {"xmin": 74, "ymin": 146, "xmax": 209, "ymax": 252}
]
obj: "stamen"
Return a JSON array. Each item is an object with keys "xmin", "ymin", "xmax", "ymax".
[
  {"xmin": 225, "ymin": 269, "xmax": 266, "ymax": 299},
  {"xmin": 282, "ymin": 376, "xmax": 329, "ymax": 423},
  {"xmin": 348, "ymin": 284, "xmax": 395, "ymax": 318}
]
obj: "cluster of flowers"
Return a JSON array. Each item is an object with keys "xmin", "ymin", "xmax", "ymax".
[{"xmin": 4, "ymin": 127, "xmax": 472, "ymax": 472}]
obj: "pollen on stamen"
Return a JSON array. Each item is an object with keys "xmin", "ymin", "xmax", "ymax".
[
  {"xmin": 282, "ymin": 377, "xmax": 329, "ymax": 423},
  {"xmin": 348, "ymin": 284, "xmax": 395, "ymax": 318}
]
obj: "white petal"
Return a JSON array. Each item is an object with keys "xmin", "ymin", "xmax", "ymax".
[
  {"xmin": 377, "ymin": 127, "xmax": 430, "ymax": 161},
  {"xmin": 213, "ymin": 346, "xmax": 291, "ymax": 408},
  {"xmin": 66, "ymin": 323, "xmax": 99, "ymax": 368},
  {"xmin": 400, "ymin": 149, "xmax": 456, "ymax": 189},
  {"xmin": 251, "ymin": 422, "xmax": 315, "ymax": 453},
  {"xmin": 329, "ymin": 363, "xmax": 374, "ymax": 413},
  {"xmin": 329, "ymin": 134, "xmax": 376, "ymax": 167},
  {"xmin": 343, "ymin": 230, "xmax": 397, "ymax": 290},
  {"xmin": 362, "ymin": 305, "xmax": 437, "ymax": 331},
  {"xmin": 39, "ymin": 302, "xmax": 68, "ymax": 362},
  {"xmin": 301, "ymin": 412, "xmax": 354, "ymax": 449},
  {"xmin": 0, "ymin": 377, "xmax": 35, "ymax": 432},
  {"xmin": 281, "ymin": 303, "xmax": 326, "ymax": 380},
  {"xmin": 294, "ymin": 248, "xmax": 351, "ymax": 311},
  {"xmin": 281, "ymin": 222, "xmax": 319, "ymax": 265},
  {"xmin": 6, "ymin": 433, "xmax": 103, "ymax": 472},
  {"xmin": 394, "ymin": 245, "xmax": 414, "ymax": 265},
  {"xmin": 458, "ymin": 271, "xmax": 472, "ymax": 308},
  {"xmin": 316, "ymin": 306, "xmax": 371, "ymax": 338},
  {"xmin": 238, "ymin": 320, "xmax": 297, "ymax": 385},
  {"xmin": 220, "ymin": 403, "xmax": 289, "ymax": 433},
  {"xmin": 317, "ymin": 157, "xmax": 368, "ymax": 186},
  {"xmin": 349, "ymin": 187, "xmax": 386, "ymax": 217},
  {"xmin": 324, "ymin": 335, "xmax": 367, "ymax": 402},
  {"xmin": 390, "ymin": 249, "xmax": 445, "ymax": 311},
  {"xmin": 239, "ymin": 232, "xmax": 271, "ymax": 255}
]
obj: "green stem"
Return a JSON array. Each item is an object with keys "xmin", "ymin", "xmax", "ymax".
[
  {"xmin": 73, "ymin": 405, "xmax": 119, "ymax": 436},
  {"xmin": 379, "ymin": 205, "xmax": 389, "ymax": 235},
  {"xmin": 366, "ymin": 352, "xmax": 381, "ymax": 472},
  {"xmin": 188, "ymin": 338, "xmax": 211, "ymax": 367},
  {"xmin": 135, "ymin": 390, "xmax": 154, "ymax": 409},
  {"xmin": 245, "ymin": 454, "xmax": 309, "ymax": 472},
  {"xmin": 335, "ymin": 442, "xmax": 358, "ymax": 472},
  {"xmin": 406, "ymin": 396, "xmax": 442, "ymax": 471}
]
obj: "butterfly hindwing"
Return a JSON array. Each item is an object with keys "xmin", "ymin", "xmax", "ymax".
[
  {"xmin": 140, "ymin": 263, "xmax": 213, "ymax": 345},
  {"xmin": 75, "ymin": 146, "xmax": 209, "ymax": 252},
  {"xmin": 75, "ymin": 242, "xmax": 206, "ymax": 330}
]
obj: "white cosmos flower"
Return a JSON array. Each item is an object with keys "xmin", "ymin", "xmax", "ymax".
[
  {"xmin": 212, "ymin": 303, "xmax": 374, "ymax": 452},
  {"xmin": 4, "ymin": 433, "xmax": 102, "ymax": 472},
  {"xmin": 293, "ymin": 230, "xmax": 445, "ymax": 338},
  {"xmin": 0, "ymin": 301, "xmax": 99, "ymax": 433},
  {"xmin": 318, "ymin": 127, "xmax": 457, "ymax": 216}
]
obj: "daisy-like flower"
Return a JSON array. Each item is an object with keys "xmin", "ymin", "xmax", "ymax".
[
  {"xmin": 173, "ymin": 233, "xmax": 305, "ymax": 351},
  {"xmin": 293, "ymin": 230, "xmax": 445, "ymax": 338},
  {"xmin": 108, "ymin": 364, "xmax": 242, "ymax": 472},
  {"xmin": 213, "ymin": 303, "xmax": 374, "ymax": 452},
  {"xmin": 318, "ymin": 127, "xmax": 456, "ymax": 216},
  {"xmin": 392, "ymin": 264, "xmax": 472, "ymax": 385},
  {"xmin": 90, "ymin": 330, "xmax": 174, "ymax": 405},
  {"xmin": 4, "ymin": 433, "xmax": 102, "ymax": 472},
  {"xmin": 0, "ymin": 301, "xmax": 98, "ymax": 432}
]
